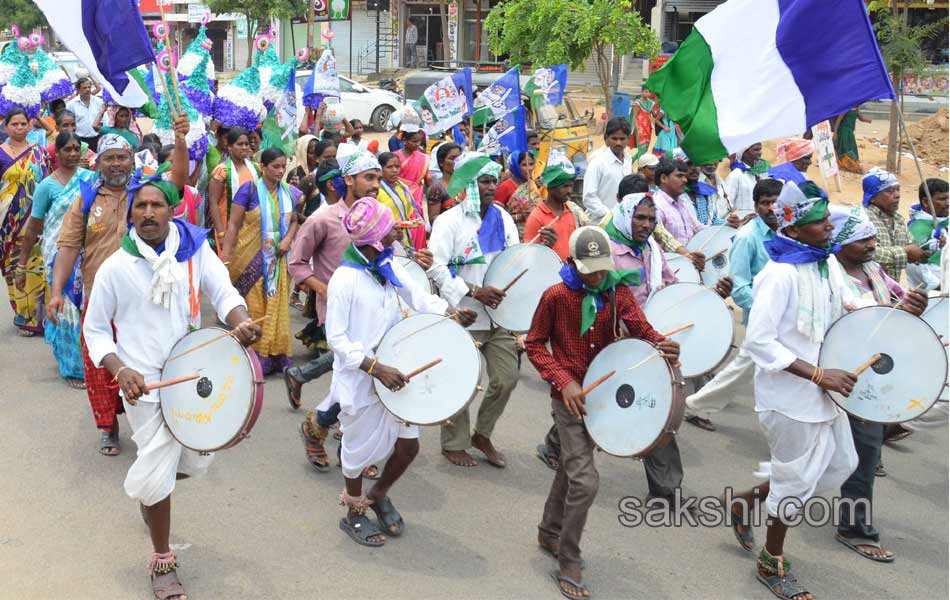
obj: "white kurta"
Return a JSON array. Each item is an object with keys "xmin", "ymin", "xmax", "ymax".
[
  {"xmin": 581, "ymin": 147, "xmax": 633, "ymax": 222},
  {"xmin": 322, "ymin": 261, "xmax": 449, "ymax": 478},
  {"xmin": 83, "ymin": 240, "xmax": 246, "ymax": 505},
  {"xmin": 426, "ymin": 204, "xmax": 520, "ymax": 331},
  {"xmin": 723, "ymin": 167, "xmax": 757, "ymax": 214}
]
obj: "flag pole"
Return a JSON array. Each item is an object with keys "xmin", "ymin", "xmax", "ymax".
[
  {"xmin": 895, "ymin": 104, "xmax": 939, "ymax": 230},
  {"xmin": 157, "ymin": 1, "xmax": 183, "ymax": 115}
]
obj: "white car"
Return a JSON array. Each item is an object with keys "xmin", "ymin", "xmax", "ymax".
[{"xmin": 295, "ymin": 72, "xmax": 404, "ymax": 131}]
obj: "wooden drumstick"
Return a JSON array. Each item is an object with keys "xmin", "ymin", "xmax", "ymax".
[
  {"xmin": 853, "ymin": 353, "xmax": 882, "ymax": 377},
  {"xmin": 661, "ymin": 323, "xmax": 694, "ymax": 337},
  {"xmin": 146, "ymin": 373, "xmax": 200, "ymax": 392},
  {"xmin": 501, "ymin": 268, "xmax": 529, "ymax": 293},
  {"xmin": 707, "ymin": 248, "xmax": 728, "ymax": 261},
  {"xmin": 167, "ymin": 316, "xmax": 268, "ymax": 361},
  {"xmin": 693, "ymin": 225, "xmax": 728, "ymax": 254},
  {"xmin": 581, "ymin": 369, "xmax": 616, "ymax": 395},
  {"xmin": 527, "ymin": 214, "xmax": 562, "ymax": 244},
  {"xmin": 406, "ymin": 358, "xmax": 442, "ymax": 379},
  {"xmin": 624, "ymin": 326, "xmax": 692, "ymax": 372},
  {"xmin": 866, "ymin": 282, "xmax": 928, "ymax": 341}
]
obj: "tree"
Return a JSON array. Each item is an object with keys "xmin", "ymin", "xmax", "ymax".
[
  {"xmin": 485, "ymin": 0, "xmax": 658, "ymax": 119},
  {"xmin": 205, "ymin": 0, "xmax": 302, "ymax": 67},
  {"xmin": 0, "ymin": 0, "xmax": 50, "ymax": 34},
  {"xmin": 869, "ymin": 0, "xmax": 948, "ymax": 170}
]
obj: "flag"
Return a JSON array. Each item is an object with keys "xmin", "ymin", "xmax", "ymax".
[
  {"xmin": 478, "ymin": 106, "xmax": 528, "ymax": 156},
  {"xmin": 34, "ymin": 0, "xmax": 155, "ymax": 107},
  {"xmin": 414, "ymin": 68, "xmax": 474, "ymax": 136},
  {"xmin": 128, "ymin": 67, "xmax": 159, "ymax": 118},
  {"xmin": 645, "ymin": 0, "xmax": 894, "ymax": 165},
  {"xmin": 262, "ymin": 67, "xmax": 298, "ymax": 157},
  {"xmin": 472, "ymin": 67, "xmax": 521, "ymax": 127},
  {"xmin": 524, "ymin": 64, "xmax": 567, "ymax": 112},
  {"xmin": 303, "ymin": 48, "xmax": 340, "ymax": 109}
]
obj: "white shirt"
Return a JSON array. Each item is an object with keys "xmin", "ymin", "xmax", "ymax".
[
  {"xmin": 84, "ymin": 241, "xmax": 246, "ymax": 402},
  {"xmin": 582, "ymin": 147, "xmax": 633, "ymax": 222},
  {"xmin": 324, "ymin": 261, "xmax": 448, "ymax": 414},
  {"xmin": 723, "ymin": 167, "xmax": 757, "ymax": 214},
  {"xmin": 427, "ymin": 204, "xmax": 520, "ymax": 330},
  {"xmin": 67, "ymin": 95, "xmax": 105, "ymax": 138},
  {"xmin": 743, "ymin": 259, "xmax": 846, "ymax": 422}
]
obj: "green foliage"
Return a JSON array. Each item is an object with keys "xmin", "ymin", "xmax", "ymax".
[
  {"xmin": 485, "ymin": 0, "xmax": 658, "ymax": 71},
  {"xmin": 868, "ymin": 2, "xmax": 948, "ymax": 75},
  {"xmin": 0, "ymin": 0, "xmax": 50, "ymax": 32}
]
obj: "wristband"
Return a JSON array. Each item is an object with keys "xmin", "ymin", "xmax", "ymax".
[{"xmin": 113, "ymin": 365, "xmax": 129, "ymax": 383}]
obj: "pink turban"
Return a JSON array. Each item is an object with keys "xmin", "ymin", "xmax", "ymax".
[
  {"xmin": 343, "ymin": 197, "xmax": 396, "ymax": 251},
  {"xmin": 775, "ymin": 138, "xmax": 815, "ymax": 164}
]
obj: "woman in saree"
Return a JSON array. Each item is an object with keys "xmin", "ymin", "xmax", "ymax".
[
  {"xmin": 833, "ymin": 107, "xmax": 871, "ymax": 173},
  {"xmin": 395, "ymin": 128, "xmax": 430, "ymax": 212},
  {"xmin": 376, "ymin": 152, "xmax": 427, "ymax": 252},
  {"xmin": 1, "ymin": 108, "xmax": 50, "ymax": 336},
  {"xmin": 629, "ymin": 88, "xmax": 655, "ymax": 158},
  {"xmin": 286, "ymin": 134, "xmax": 318, "ymax": 187},
  {"xmin": 221, "ymin": 148, "xmax": 300, "ymax": 375},
  {"xmin": 208, "ymin": 126, "xmax": 261, "ymax": 250},
  {"xmin": 17, "ymin": 132, "xmax": 92, "ymax": 387},
  {"xmin": 505, "ymin": 151, "xmax": 544, "ymax": 237},
  {"xmin": 653, "ymin": 109, "xmax": 679, "ymax": 157},
  {"xmin": 424, "ymin": 142, "xmax": 462, "ymax": 223}
]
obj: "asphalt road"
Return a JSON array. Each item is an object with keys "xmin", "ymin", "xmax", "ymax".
[{"xmin": 0, "ymin": 299, "xmax": 946, "ymax": 599}]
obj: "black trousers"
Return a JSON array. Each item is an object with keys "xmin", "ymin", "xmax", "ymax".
[{"xmin": 837, "ymin": 415, "xmax": 884, "ymax": 540}]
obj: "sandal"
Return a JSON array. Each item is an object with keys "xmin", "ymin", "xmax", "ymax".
[
  {"xmin": 884, "ymin": 424, "xmax": 912, "ymax": 444},
  {"xmin": 18, "ymin": 329, "xmax": 36, "ymax": 338},
  {"xmin": 685, "ymin": 414, "xmax": 716, "ymax": 432},
  {"xmin": 362, "ymin": 465, "xmax": 381, "ymax": 480},
  {"xmin": 370, "ymin": 496, "xmax": 405, "ymax": 536},
  {"xmin": 875, "ymin": 461, "xmax": 887, "ymax": 477},
  {"xmin": 720, "ymin": 495, "xmax": 754, "ymax": 552},
  {"xmin": 149, "ymin": 552, "xmax": 184, "ymax": 600},
  {"xmin": 339, "ymin": 514, "xmax": 386, "ymax": 547},
  {"xmin": 298, "ymin": 418, "xmax": 330, "ymax": 473},
  {"xmin": 282, "ymin": 368, "xmax": 302, "ymax": 410},
  {"xmin": 756, "ymin": 548, "xmax": 809, "ymax": 600},
  {"xmin": 98, "ymin": 428, "xmax": 120, "ymax": 456},
  {"xmin": 536, "ymin": 444, "xmax": 559, "ymax": 471},
  {"xmin": 550, "ymin": 570, "xmax": 590, "ymax": 599},
  {"xmin": 66, "ymin": 378, "xmax": 86, "ymax": 390},
  {"xmin": 835, "ymin": 534, "xmax": 895, "ymax": 563}
]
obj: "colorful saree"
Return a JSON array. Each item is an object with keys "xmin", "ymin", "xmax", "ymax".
[
  {"xmin": 396, "ymin": 149, "xmax": 428, "ymax": 208},
  {"xmin": 630, "ymin": 97, "xmax": 655, "ymax": 159},
  {"xmin": 377, "ymin": 178, "xmax": 427, "ymax": 251}
]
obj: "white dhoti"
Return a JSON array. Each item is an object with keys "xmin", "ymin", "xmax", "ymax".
[
  {"xmin": 757, "ymin": 410, "xmax": 858, "ymax": 520},
  {"xmin": 338, "ymin": 400, "xmax": 419, "ymax": 479},
  {"xmin": 123, "ymin": 399, "xmax": 215, "ymax": 507}
]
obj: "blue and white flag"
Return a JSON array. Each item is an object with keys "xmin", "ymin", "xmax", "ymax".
[
  {"xmin": 35, "ymin": 0, "xmax": 155, "ymax": 107},
  {"xmin": 415, "ymin": 68, "xmax": 474, "ymax": 136},
  {"xmin": 478, "ymin": 106, "xmax": 528, "ymax": 156},
  {"xmin": 472, "ymin": 66, "xmax": 521, "ymax": 127},
  {"xmin": 302, "ymin": 48, "xmax": 340, "ymax": 109},
  {"xmin": 524, "ymin": 64, "xmax": 567, "ymax": 111}
]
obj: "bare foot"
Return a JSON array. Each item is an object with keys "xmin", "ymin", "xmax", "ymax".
[
  {"xmin": 471, "ymin": 432, "xmax": 506, "ymax": 468},
  {"xmin": 442, "ymin": 449, "xmax": 478, "ymax": 467}
]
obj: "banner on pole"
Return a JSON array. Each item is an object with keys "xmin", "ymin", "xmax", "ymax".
[{"xmin": 811, "ymin": 120, "xmax": 839, "ymax": 179}]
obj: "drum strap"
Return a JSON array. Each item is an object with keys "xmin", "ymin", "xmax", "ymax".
[{"xmin": 608, "ymin": 289, "xmax": 630, "ymax": 342}]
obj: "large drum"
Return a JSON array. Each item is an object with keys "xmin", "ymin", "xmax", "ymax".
[
  {"xmin": 159, "ymin": 328, "xmax": 264, "ymax": 452},
  {"xmin": 395, "ymin": 256, "xmax": 432, "ymax": 294},
  {"xmin": 483, "ymin": 243, "xmax": 563, "ymax": 333},
  {"xmin": 686, "ymin": 225, "xmax": 738, "ymax": 288},
  {"xmin": 373, "ymin": 313, "xmax": 483, "ymax": 425},
  {"xmin": 643, "ymin": 282, "xmax": 734, "ymax": 378},
  {"xmin": 582, "ymin": 338, "xmax": 685, "ymax": 457},
  {"xmin": 920, "ymin": 292, "xmax": 949, "ymax": 402},
  {"xmin": 818, "ymin": 306, "xmax": 947, "ymax": 423},
  {"xmin": 664, "ymin": 252, "xmax": 701, "ymax": 285}
]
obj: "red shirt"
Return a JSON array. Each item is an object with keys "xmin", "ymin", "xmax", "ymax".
[
  {"xmin": 523, "ymin": 202, "xmax": 578, "ymax": 262},
  {"xmin": 525, "ymin": 282, "xmax": 665, "ymax": 400}
]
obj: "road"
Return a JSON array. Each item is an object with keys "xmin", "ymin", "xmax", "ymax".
[{"xmin": 0, "ymin": 299, "xmax": 946, "ymax": 599}]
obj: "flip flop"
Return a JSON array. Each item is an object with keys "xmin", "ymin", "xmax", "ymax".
[
  {"xmin": 835, "ymin": 534, "xmax": 895, "ymax": 563},
  {"xmin": 282, "ymin": 368, "xmax": 302, "ymax": 410},
  {"xmin": 339, "ymin": 514, "xmax": 386, "ymax": 547},
  {"xmin": 98, "ymin": 429, "xmax": 120, "ymax": 456},
  {"xmin": 536, "ymin": 444, "xmax": 559, "ymax": 471},
  {"xmin": 370, "ymin": 496, "xmax": 405, "ymax": 536},
  {"xmin": 684, "ymin": 414, "xmax": 716, "ymax": 431},
  {"xmin": 720, "ymin": 495, "xmax": 754, "ymax": 552},
  {"xmin": 550, "ymin": 570, "xmax": 590, "ymax": 599}
]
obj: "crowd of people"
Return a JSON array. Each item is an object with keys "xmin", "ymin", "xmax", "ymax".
[{"xmin": 1, "ymin": 72, "xmax": 948, "ymax": 600}]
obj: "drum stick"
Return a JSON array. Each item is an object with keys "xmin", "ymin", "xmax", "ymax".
[
  {"xmin": 853, "ymin": 353, "xmax": 882, "ymax": 377},
  {"xmin": 501, "ymin": 268, "xmax": 529, "ymax": 293},
  {"xmin": 707, "ymin": 248, "xmax": 728, "ymax": 261},
  {"xmin": 146, "ymin": 373, "xmax": 200, "ymax": 391},
  {"xmin": 693, "ymin": 225, "xmax": 727, "ymax": 254},
  {"xmin": 394, "ymin": 315, "xmax": 453, "ymax": 346},
  {"xmin": 406, "ymin": 358, "xmax": 442, "ymax": 379},
  {"xmin": 866, "ymin": 282, "xmax": 927, "ymax": 341},
  {"xmin": 624, "ymin": 327, "xmax": 690, "ymax": 373},
  {"xmin": 661, "ymin": 323, "xmax": 694, "ymax": 337},
  {"xmin": 167, "ymin": 316, "xmax": 268, "ymax": 361},
  {"xmin": 581, "ymin": 369, "xmax": 616, "ymax": 395},
  {"xmin": 527, "ymin": 214, "xmax": 562, "ymax": 244}
]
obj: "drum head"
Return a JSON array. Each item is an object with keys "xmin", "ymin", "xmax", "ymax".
[
  {"xmin": 819, "ymin": 306, "xmax": 947, "ymax": 423},
  {"xmin": 483, "ymin": 244, "xmax": 563, "ymax": 333},
  {"xmin": 583, "ymin": 339, "xmax": 678, "ymax": 457},
  {"xmin": 664, "ymin": 253, "xmax": 701, "ymax": 285},
  {"xmin": 160, "ymin": 328, "xmax": 264, "ymax": 452},
  {"xmin": 686, "ymin": 225, "xmax": 738, "ymax": 288},
  {"xmin": 643, "ymin": 283, "xmax": 734, "ymax": 378},
  {"xmin": 374, "ymin": 313, "xmax": 482, "ymax": 425},
  {"xmin": 395, "ymin": 256, "xmax": 432, "ymax": 294},
  {"xmin": 921, "ymin": 294, "xmax": 949, "ymax": 401}
]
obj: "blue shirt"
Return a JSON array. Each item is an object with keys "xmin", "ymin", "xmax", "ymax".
[{"xmin": 730, "ymin": 215, "xmax": 776, "ymax": 323}]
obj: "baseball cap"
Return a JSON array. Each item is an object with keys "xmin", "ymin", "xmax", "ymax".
[
  {"xmin": 568, "ymin": 226, "xmax": 615, "ymax": 274},
  {"xmin": 636, "ymin": 154, "xmax": 659, "ymax": 169}
]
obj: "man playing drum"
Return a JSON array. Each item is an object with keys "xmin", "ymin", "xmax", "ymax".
[
  {"xmin": 828, "ymin": 204, "xmax": 928, "ymax": 563},
  {"xmin": 428, "ymin": 152, "xmax": 521, "ymax": 468},
  {"xmin": 725, "ymin": 181, "xmax": 925, "ymax": 600},
  {"xmin": 322, "ymin": 197, "xmax": 475, "ymax": 546},
  {"xmin": 523, "ymin": 150, "xmax": 588, "ymax": 261},
  {"xmin": 82, "ymin": 167, "xmax": 261, "ymax": 600},
  {"xmin": 684, "ymin": 179, "xmax": 783, "ymax": 431},
  {"xmin": 526, "ymin": 226, "xmax": 679, "ymax": 600}
]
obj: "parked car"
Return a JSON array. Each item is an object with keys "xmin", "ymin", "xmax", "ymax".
[{"xmin": 295, "ymin": 72, "xmax": 404, "ymax": 131}]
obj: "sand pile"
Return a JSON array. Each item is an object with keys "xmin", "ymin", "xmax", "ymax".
[{"xmin": 907, "ymin": 107, "xmax": 949, "ymax": 167}]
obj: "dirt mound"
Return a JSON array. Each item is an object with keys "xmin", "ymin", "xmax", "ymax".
[{"xmin": 907, "ymin": 107, "xmax": 949, "ymax": 167}]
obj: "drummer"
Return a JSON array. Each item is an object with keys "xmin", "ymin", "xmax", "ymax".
[
  {"xmin": 684, "ymin": 178, "xmax": 783, "ymax": 431},
  {"xmin": 525, "ymin": 226, "xmax": 679, "ymax": 600},
  {"xmin": 82, "ymin": 167, "xmax": 261, "ymax": 599},
  {"xmin": 682, "ymin": 150, "xmax": 741, "ymax": 228},
  {"xmin": 725, "ymin": 181, "xmax": 926, "ymax": 599},
  {"xmin": 523, "ymin": 150, "xmax": 589, "ymax": 261},
  {"xmin": 428, "ymin": 151, "xmax": 521, "ymax": 468},
  {"xmin": 322, "ymin": 197, "xmax": 476, "ymax": 546}
]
